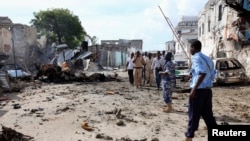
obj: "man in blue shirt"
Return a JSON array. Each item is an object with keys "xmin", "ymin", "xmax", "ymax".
[{"xmin": 184, "ymin": 39, "xmax": 217, "ymax": 141}]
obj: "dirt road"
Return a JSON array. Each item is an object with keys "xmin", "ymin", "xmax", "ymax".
[{"xmin": 0, "ymin": 71, "xmax": 249, "ymax": 141}]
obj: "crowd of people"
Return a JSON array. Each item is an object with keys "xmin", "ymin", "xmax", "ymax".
[
  {"xmin": 126, "ymin": 50, "xmax": 176, "ymax": 113},
  {"xmin": 125, "ymin": 39, "xmax": 217, "ymax": 141}
]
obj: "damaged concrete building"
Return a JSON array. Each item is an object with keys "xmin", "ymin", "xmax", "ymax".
[
  {"xmin": 198, "ymin": 0, "xmax": 250, "ymax": 75},
  {"xmin": 1, "ymin": 15, "xmax": 143, "ymax": 73},
  {"xmin": 0, "ymin": 16, "xmax": 143, "ymax": 86},
  {"xmin": 88, "ymin": 39, "xmax": 142, "ymax": 69},
  {"xmin": 0, "ymin": 16, "xmax": 39, "ymax": 75}
]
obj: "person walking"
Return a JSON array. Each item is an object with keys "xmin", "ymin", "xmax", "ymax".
[
  {"xmin": 161, "ymin": 50, "xmax": 166, "ymax": 59},
  {"xmin": 126, "ymin": 52, "xmax": 134, "ymax": 85},
  {"xmin": 142, "ymin": 51, "xmax": 149, "ymax": 85},
  {"xmin": 133, "ymin": 51, "xmax": 145, "ymax": 88},
  {"xmin": 151, "ymin": 51, "xmax": 164, "ymax": 90},
  {"xmin": 159, "ymin": 52, "xmax": 176, "ymax": 112},
  {"xmin": 145, "ymin": 52, "xmax": 154, "ymax": 86},
  {"xmin": 184, "ymin": 39, "xmax": 217, "ymax": 141}
]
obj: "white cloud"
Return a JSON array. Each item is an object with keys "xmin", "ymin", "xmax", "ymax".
[{"xmin": 0, "ymin": 0, "xmax": 208, "ymax": 51}]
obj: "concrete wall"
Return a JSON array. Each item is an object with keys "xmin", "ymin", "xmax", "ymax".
[
  {"xmin": 0, "ymin": 28, "xmax": 12, "ymax": 58},
  {"xmin": 0, "ymin": 17, "xmax": 40, "ymax": 74},
  {"xmin": 88, "ymin": 44, "xmax": 128, "ymax": 68},
  {"xmin": 8, "ymin": 24, "xmax": 38, "ymax": 73},
  {"xmin": 97, "ymin": 39, "xmax": 142, "ymax": 68},
  {"xmin": 0, "ymin": 17, "xmax": 13, "ymax": 61}
]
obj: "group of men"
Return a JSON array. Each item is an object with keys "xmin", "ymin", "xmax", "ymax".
[
  {"xmin": 126, "ymin": 39, "xmax": 218, "ymax": 141},
  {"xmin": 126, "ymin": 50, "xmax": 169, "ymax": 89},
  {"xmin": 126, "ymin": 49, "xmax": 176, "ymax": 113}
]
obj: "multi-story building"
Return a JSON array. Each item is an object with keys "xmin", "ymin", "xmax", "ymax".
[
  {"xmin": 173, "ymin": 16, "xmax": 198, "ymax": 63},
  {"xmin": 198, "ymin": 0, "xmax": 250, "ymax": 75},
  {"xmin": 165, "ymin": 40, "xmax": 175, "ymax": 53}
]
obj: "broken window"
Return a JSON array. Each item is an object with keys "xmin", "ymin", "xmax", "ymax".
[
  {"xmin": 218, "ymin": 5, "xmax": 222, "ymax": 21},
  {"xmin": 202, "ymin": 23, "xmax": 204, "ymax": 35},
  {"xmin": 219, "ymin": 60, "xmax": 242, "ymax": 70},
  {"xmin": 199, "ymin": 26, "xmax": 201, "ymax": 37},
  {"xmin": 208, "ymin": 20, "xmax": 211, "ymax": 32}
]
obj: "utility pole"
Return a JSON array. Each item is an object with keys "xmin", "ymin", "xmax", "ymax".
[
  {"xmin": 95, "ymin": 44, "xmax": 98, "ymax": 63},
  {"xmin": 10, "ymin": 26, "xmax": 18, "ymax": 79},
  {"xmin": 158, "ymin": 5, "xmax": 191, "ymax": 64}
]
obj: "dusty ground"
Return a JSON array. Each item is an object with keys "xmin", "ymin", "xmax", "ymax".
[{"xmin": 0, "ymin": 70, "xmax": 250, "ymax": 141}]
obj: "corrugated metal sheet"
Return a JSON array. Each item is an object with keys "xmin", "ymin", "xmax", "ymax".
[
  {"xmin": 96, "ymin": 50, "xmax": 127, "ymax": 67},
  {"xmin": 76, "ymin": 51, "xmax": 93, "ymax": 59}
]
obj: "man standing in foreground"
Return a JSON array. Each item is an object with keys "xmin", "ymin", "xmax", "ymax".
[{"xmin": 184, "ymin": 39, "xmax": 217, "ymax": 141}]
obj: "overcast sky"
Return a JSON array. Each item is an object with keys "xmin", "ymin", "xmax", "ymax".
[{"xmin": 0, "ymin": 0, "xmax": 208, "ymax": 51}]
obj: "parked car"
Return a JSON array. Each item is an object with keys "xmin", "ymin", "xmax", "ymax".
[{"xmin": 213, "ymin": 57, "xmax": 248, "ymax": 85}]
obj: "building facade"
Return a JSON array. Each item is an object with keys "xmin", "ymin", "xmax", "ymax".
[
  {"xmin": 89, "ymin": 39, "xmax": 143, "ymax": 68},
  {"xmin": 0, "ymin": 16, "xmax": 39, "ymax": 74},
  {"xmin": 198, "ymin": 0, "xmax": 250, "ymax": 75},
  {"xmin": 165, "ymin": 40, "xmax": 175, "ymax": 53},
  {"xmin": 173, "ymin": 16, "xmax": 198, "ymax": 62}
]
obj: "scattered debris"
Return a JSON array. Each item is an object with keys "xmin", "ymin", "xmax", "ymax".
[
  {"xmin": 221, "ymin": 121, "xmax": 229, "ymax": 125},
  {"xmin": 1, "ymin": 70, "xmax": 250, "ymax": 140},
  {"xmin": 106, "ymin": 91, "xmax": 115, "ymax": 95},
  {"xmin": 241, "ymin": 113, "xmax": 249, "ymax": 118},
  {"xmin": 30, "ymin": 108, "xmax": 44, "ymax": 114},
  {"xmin": 0, "ymin": 126, "xmax": 34, "ymax": 141},
  {"xmin": 81, "ymin": 122, "xmax": 93, "ymax": 131},
  {"xmin": 13, "ymin": 103, "xmax": 21, "ymax": 109},
  {"xmin": 56, "ymin": 106, "xmax": 71, "ymax": 114},
  {"xmin": 0, "ymin": 98, "xmax": 10, "ymax": 101},
  {"xmin": 116, "ymin": 137, "xmax": 132, "ymax": 141},
  {"xmin": 96, "ymin": 133, "xmax": 113, "ymax": 140},
  {"xmin": 115, "ymin": 108, "xmax": 122, "ymax": 118},
  {"xmin": 116, "ymin": 120, "xmax": 125, "ymax": 126},
  {"xmin": 96, "ymin": 133, "xmax": 104, "ymax": 139},
  {"xmin": 151, "ymin": 138, "xmax": 159, "ymax": 141}
]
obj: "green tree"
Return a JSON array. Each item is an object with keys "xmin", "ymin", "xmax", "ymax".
[{"xmin": 30, "ymin": 8, "xmax": 86, "ymax": 48}]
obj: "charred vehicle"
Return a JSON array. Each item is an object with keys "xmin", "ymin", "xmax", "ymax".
[{"xmin": 213, "ymin": 57, "xmax": 248, "ymax": 85}]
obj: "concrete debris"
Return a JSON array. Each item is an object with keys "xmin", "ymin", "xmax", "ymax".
[
  {"xmin": 81, "ymin": 122, "xmax": 94, "ymax": 131},
  {"xmin": 0, "ymin": 126, "xmax": 34, "ymax": 141}
]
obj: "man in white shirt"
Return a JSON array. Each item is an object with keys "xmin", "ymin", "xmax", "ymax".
[
  {"xmin": 126, "ymin": 52, "xmax": 134, "ymax": 85},
  {"xmin": 151, "ymin": 51, "xmax": 165, "ymax": 90},
  {"xmin": 161, "ymin": 50, "xmax": 166, "ymax": 60}
]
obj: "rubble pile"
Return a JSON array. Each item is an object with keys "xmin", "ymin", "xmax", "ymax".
[{"xmin": 0, "ymin": 126, "xmax": 34, "ymax": 141}]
